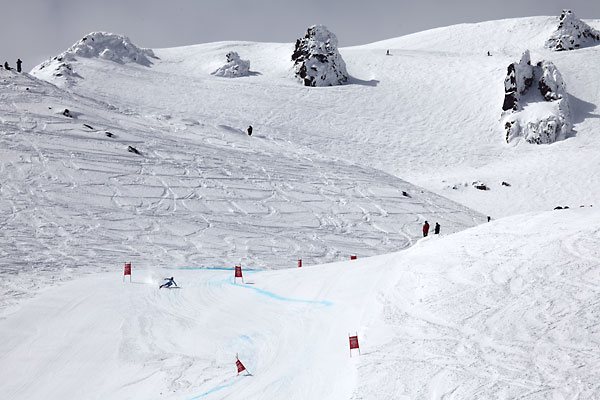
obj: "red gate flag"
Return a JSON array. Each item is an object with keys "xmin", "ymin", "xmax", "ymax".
[
  {"xmin": 349, "ymin": 333, "xmax": 360, "ymax": 357},
  {"xmin": 236, "ymin": 359, "xmax": 246, "ymax": 374},
  {"xmin": 124, "ymin": 263, "xmax": 131, "ymax": 275},
  {"xmin": 350, "ymin": 255, "xmax": 357, "ymax": 260},
  {"xmin": 236, "ymin": 354, "xmax": 246, "ymax": 375},
  {"xmin": 298, "ymin": 259, "xmax": 302, "ymax": 268},
  {"xmin": 235, "ymin": 266, "xmax": 242, "ymax": 278}
]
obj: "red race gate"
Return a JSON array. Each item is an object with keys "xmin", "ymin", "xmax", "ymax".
[
  {"xmin": 123, "ymin": 263, "xmax": 131, "ymax": 282},
  {"xmin": 236, "ymin": 353, "xmax": 247, "ymax": 375},
  {"xmin": 298, "ymin": 259, "xmax": 302, "ymax": 268},
  {"xmin": 349, "ymin": 333, "xmax": 360, "ymax": 357},
  {"xmin": 234, "ymin": 265, "xmax": 244, "ymax": 283}
]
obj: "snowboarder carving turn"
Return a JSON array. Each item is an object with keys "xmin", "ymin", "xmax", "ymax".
[{"xmin": 159, "ymin": 277, "xmax": 178, "ymax": 289}]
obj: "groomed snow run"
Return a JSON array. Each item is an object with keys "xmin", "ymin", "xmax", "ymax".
[{"xmin": 1, "ymin": 208, "xmax": 599, "ymax": 399}]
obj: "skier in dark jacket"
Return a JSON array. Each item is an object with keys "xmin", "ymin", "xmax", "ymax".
[
  {"xmin": 422, "ymin": 221, "xmax": 430, "ymax": 237},
  {"xmin": 16, "ymin": 59, "xmax": 22, "ymax": 73},
  {"xmin": 247, "ymin": 125, "xmax": 253, "ymax": 136},
  {"xmin": 159, "ymin": 277, "xmax": 177, "ymax": 289},
  {"xmin": 434, "ymin": 222, "xmax": 440, "ymax": 235}
]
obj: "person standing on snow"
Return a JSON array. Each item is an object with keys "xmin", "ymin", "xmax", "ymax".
[
  {"xmin": 247, "ymin": 125, "xmax": 253, "ymax": 136},
  {"xmin": 422, "ymin": 221, "xmax": 430, "ymax": 237},
  {"xmin": 159, "ymin": 277, "xmax": 177, "ymax": 289},
  {"xmin": 16, "ymin": 59, "xmax": 22, "ymax": 73},
  {"xmin": 434, "ymin": 222, "xmax": 440, "ymax": 235}
]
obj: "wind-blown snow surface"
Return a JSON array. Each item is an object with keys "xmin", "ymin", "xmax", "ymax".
[
  {"xmin": 1, "ymin": 208, "xmax": 599, "ymax": 399},
  {"xmin": 3, "ymin": 15, "xmax": 600, "ymax": 399},
  {"xmin": 0, "ymin": 68, "xmax": 481, "ymax": 313},
  {"xmin": 32, "ymin": 17, "xmax": 600, "ymax": 219}
]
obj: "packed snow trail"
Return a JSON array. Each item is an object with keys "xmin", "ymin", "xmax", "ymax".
[
  {"xmin": 1, "ymin": 208, "xmax": 599, "ymax": 399},
  {"xmin": 0, "ymin": 262, "xmax": 391, "ymax": 399}
]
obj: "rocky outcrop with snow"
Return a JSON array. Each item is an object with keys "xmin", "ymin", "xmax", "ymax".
[
  {"xmin": 501, "ymin": 50, "xmax": 572, "ymax": 144},
  {"xmin": 211, "ymin": 52, "xmax": 251, "ymax": 77},
  {"xmin": 291, "ymin": 25, "xmax": 348, "ymax": 87},
  {"xmin": 32, "ymin": 32, "xmax": 156, "ymax": 84},
  {"xmin": 546, "ymin": 9, "xmax": 600, "ymax": 51}
]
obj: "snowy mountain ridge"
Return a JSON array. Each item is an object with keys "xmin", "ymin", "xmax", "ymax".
[
  {"xmin": 2, "ymin": 12, "xmax": 600, "ymax": 399},
  {"xmin": 33, "ymin": 32, "xmax": 156, "ymax": 85}
]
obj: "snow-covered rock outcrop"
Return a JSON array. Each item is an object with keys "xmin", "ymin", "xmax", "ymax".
[
  {"xmin": 501, "ymin": 50, "xmax": 572, "ymax": 144},
  {"xmin": 211, "ymin": 51, "xmax": 250, "ymax": 77},
  {"xmin": 32, "ymin": 32, "xmax": 156, "ymax": 84},
  {"xmin": 291, "ymin": 25, "xmax": 348, "ymax": 87},
  {"xmin": 546, "ymin": 9, "xmax": 600, "ymax": 51}
]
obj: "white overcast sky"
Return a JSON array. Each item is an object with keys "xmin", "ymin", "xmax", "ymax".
[{"xmin": 1, "ymin": 0, "xmax": 599, "ymax": 71}]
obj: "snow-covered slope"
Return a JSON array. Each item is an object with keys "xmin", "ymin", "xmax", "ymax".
[
  {"xmin": 3, "ymin": 13, "xmax": 600, "ymax": 399},
  {"xmin": 1, "ymin": 207, "xmax": 598, "ymax": 399},
  {"xmin": 0, "ymin": 67, "xmax": 481, "ymax": 313},
  {"xmin": 32, "ymin": 16, "xmax": 600, "ymax": 219}
]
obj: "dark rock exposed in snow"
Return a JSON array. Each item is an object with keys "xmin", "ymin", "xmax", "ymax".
[
  {"xmin": 502, "ymin": 51, "xmax": 533, "ymax": 112},
  {"xmin": 472, "ymin": 181, "xmax": 489, "ymax": 191},
  {"xmin": 291, "ymin": 25, "xmax": 348, "ymax": 87},
  {"xmin": 546, "ymin": 9, "xmax": 600, "ymax": 51},
  {"xmin": 500, "ymin": 50, "xmax": 572, "ymax": 144},
  {"xmin": 211, "ymin": 52, "xmax": 251, "ymax": 78}
]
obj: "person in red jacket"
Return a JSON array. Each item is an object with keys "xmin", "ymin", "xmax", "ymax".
[{"xmin": 422, "ymin": 221, "xmax": 430, "ymax": 237}]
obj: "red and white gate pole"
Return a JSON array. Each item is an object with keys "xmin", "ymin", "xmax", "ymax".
[
  {"xmin": 236, "ymin": 353, "xmax": 250, "ymax": 375},
  {"xmin": 349, "ymin": 332, "xmax": 360, "ymax": 357},
  {"xmin": 234, "ymin": 264, "xmax": 244, "ymax": 283},
  {"xmin": 123, "ymin": 262, "xmax": 132, "ymax": 282}
]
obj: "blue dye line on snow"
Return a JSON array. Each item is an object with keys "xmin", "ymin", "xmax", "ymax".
[
  {"xmin": 188, "ymin": 375, "xmax": 247, "ymax": 399},
  {"xmin": 174, "ymin": 266, "xmax": 260, "ymax": 272},
  {"xmin": 231, "ymin": 279, "xmax": 333, "ymax": 306}
]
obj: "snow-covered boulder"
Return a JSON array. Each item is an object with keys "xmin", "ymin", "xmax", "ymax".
[
  {"xmin": 501, "ymin": 50, "xmax": 572, "ymax": 144},
  {"xmin": 546, "ymin": 9, "xmax": 600, "ymax": 51},
  {"xmin": 291, "ymin": 25, "xmax": 348, "ymax": 87},
  {"xmin": 211, "ymin": 52, "xmax": 251, "ymax": 78},
  {"xmin": 32, "ymin": 32, "xmax": 156, "ymax": 85}
]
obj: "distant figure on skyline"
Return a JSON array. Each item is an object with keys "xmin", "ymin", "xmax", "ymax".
[
  {"xmin": 4, "ymin": 61, "xmax": 10, "ymax": 70},
  {"xmin": 247, "ymin": 125, "xmax": 253, "ymax": 136},
  {"xmin": 16, "ymin": 59, "xmax": 22, "ymax": 73},
  {"xmin": 423, "ymin": 221, "xmax": 430, "ymax": 237}
]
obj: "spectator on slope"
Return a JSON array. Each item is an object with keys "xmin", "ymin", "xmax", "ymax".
[
  {"xmin": 159, "ymin": 277, "xmax": 178, "ymax": 289},
  {"xmin": 247, "ymin": 125, "xmax": 253, "ymax": 136},
  {"xmin": 16, "ymin": 58, "xmax": 22, "ymax": 73},
  {"xmin": 423, "ymin": 221, "xmax": 430, "ymax": 237},
  {"xmin": 434, "ymin": 222, "xmax": 440, "ymax": 235},
  {"xmin": 386, "ymin": 50, "xmax": 390, "ymax": 55},
  {"xmin": 4, "ymin": 61, "xmax": 10, "ymax": 70}
]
